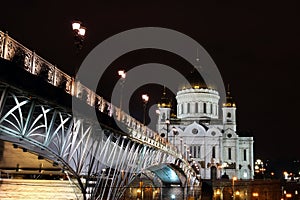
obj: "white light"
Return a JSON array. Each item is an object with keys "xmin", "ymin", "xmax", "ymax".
[
  {"xmin": 72, "ymin": 22, "xmax": 81, "ymax": 30},
  {"xmin": 142, "ymin": 94, "xmax": 149, "ymax": 102},
  {"xmin": 78, "ymin": 27, "xmax": 86, "ymax": 36},
  {"xmin": 118, "ymin": 70, "xmax": 126, "ymax": 78},
  {"xmin": 243, "ymin": 172, "xmax": 247, "ymax": 178},
  {"xmin": 165, "ymin": 119, "xmax": 170, "ymax": 124},
  {"xmin": 171, "ymin": 194, "xmax": 175, "ymax": 199},
  {"xmin": 222, "ymin": 162, "xmax": 228, "ymax": 168}
]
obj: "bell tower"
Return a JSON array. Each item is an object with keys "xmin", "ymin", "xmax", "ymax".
[
  {"xmin": 222, "ymin": 85, "xmax": 237, "ymax": 131},
  {"xmin": 157, "ymin": 87, "xmax": 172, "ymax": 136}
]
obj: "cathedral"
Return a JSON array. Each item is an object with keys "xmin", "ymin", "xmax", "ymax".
[{"xmin": 156, "ymin": 79, "xmax": 254, "ymax": 180}]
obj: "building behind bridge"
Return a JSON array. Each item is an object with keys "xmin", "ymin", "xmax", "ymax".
[
  {"xmin": 156, "ymin": 71, "xmax": 284, "ymax": 199},
  {"xmin": 157, "ymin": 73, "xmax": 254, "ymax": 181}
]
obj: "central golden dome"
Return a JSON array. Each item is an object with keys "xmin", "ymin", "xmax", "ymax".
[{"xmin": 180, "ymin": 68, "xmax": 207, "ymax": 90}]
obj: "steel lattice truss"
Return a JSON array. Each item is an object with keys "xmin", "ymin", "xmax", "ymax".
[
  {"xmin": 0, "ymin": 86, "xmax": 192, "ymax": 200},
  {"xmin": 0, "ymin": 31, "xmax": 198, "ymax": 200}
]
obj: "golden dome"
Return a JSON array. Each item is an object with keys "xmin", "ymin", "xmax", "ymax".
[{"xmin": 158, "ymin": 87, "xmax": 172, "ymax": 108}]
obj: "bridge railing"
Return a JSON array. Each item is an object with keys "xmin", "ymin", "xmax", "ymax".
[{"xmin": 0, "ymin": 30, "xmax": 183, "ymax": 160}]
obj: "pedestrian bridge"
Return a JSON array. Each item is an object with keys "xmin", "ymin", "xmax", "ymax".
[{"xmin": 0, "ymin": 31, "xmax": 200, "ymax": 199}]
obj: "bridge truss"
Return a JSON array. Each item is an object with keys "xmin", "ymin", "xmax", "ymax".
[{"xmin": 0, "ymin": 30, "xmax": 199, "ymax": 199}]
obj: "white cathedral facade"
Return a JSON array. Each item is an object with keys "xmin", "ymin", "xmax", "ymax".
[{"xmin": 156, "ymin": 84, "xmax": 254, "ymax": 180}]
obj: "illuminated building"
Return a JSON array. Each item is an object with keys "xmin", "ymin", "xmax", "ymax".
[{"xmin": 157, "ymin": 73, "xmax": 254, "ymax": 180}]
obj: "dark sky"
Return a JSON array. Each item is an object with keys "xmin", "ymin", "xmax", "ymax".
[{"xmin": 1, "ymin": 1, "xmax": 300, "ymax": 166}]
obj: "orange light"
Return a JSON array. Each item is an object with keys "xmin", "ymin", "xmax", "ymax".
[
  {"xmin": 253, "ymin": 192, "xmax": 259, "ymax": 197},
  {"xmin": 286, "ymin": 193, "xmax": 292, "ymax": 198}
]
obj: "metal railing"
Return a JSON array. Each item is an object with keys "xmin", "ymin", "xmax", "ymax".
[{"xmin": 0, "ymin": 31, "xmax": 194, "ymax": 170}]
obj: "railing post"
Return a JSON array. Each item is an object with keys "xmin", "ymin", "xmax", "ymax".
[
  {"xmin": 0, "ymin": 32, "xmax": 3, "ymax": 58},
  {"xmin": 31, "ymin": 50, "xmax": 36, "ymax": 74},
  {"xmin": 70, "ymin": 77, "xmax": 75, "ymax": 96},
  {"xmin": 3, "ymin": 32, "xmax": 8, "ymax": 59},
  {"xmin": 53, "ymin": 65, "xmax": 57, "ymax": 86}
]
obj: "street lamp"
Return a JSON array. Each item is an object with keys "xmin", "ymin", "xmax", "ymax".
[
  {"xmin": 165, "ymin": 118, "xmax": 170, "ymax": 142},
  {"xmin": 142, "ymin": 94, "xmax": 149, "ymax": 125},
  {"xmin": 180, "ymin": 137, "xmax": 183, "ymax": 154},
  {"xmin": 172, "ymin": 126, "xmax": 179, "ymax": 146},
  {"xmin": 71, "ymin": 20, "xmax": 87, "ymax": 51},
  {"xmin": 252, "ymin": 192, "xmax": 259, "ymax": 200},
  {"xmin": 216, "ymin": 189, "xmax": 221, "ymax": 200},
  {"xmin": 118, "ymin": 70, "xmax": 126, "ymax": 113},
  {"xmin": 137, "ymin": 188, "xmax": 141, "ymax": 200},
  {"xmin": 232, "ymin": 176, "xmax": 237, "ymax": 200}
]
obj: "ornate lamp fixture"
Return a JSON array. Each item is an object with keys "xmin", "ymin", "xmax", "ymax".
[{"xmin": 71, "ymin": 21, "xmax": 87, "ymax": 51}]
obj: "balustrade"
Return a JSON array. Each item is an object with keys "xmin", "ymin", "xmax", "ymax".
[{"xmin": 0, "ymin": 30, "xmax": 187, "ymax": 161}]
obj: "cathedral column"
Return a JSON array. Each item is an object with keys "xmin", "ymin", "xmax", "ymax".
[
  {"xmin": 219, "ymin": 136, "xmax": 223, "ymax": 178},
  {"xmin": 249, "ymin": 140, "xmax": 254, "ymax": 179},
  {"xmin": 235, "ymin": 138, "xmax": 240, "ymax": 178},
  {"xmin": 204, "ymin": 136, "xmax": 207, "ymax": 179}
]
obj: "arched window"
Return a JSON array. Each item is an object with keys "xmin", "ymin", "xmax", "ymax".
[
  {"xmin": 227, "ymin": 112, "xmax": 231, "ymax": 118},
  {"xmin": 203, "ymin": 103, "xmax": 207, "ymax": 113},
  {"xmin": 228, "ymin": 148, "xmax": 232, "ymax": 160},
  {"xmin": 227, "ymin": 112, "xmax": 232, "ymax": 122},
  {"xmin": 212, "ymin": 146, "xmax": 216, "ymax": 158},
  {"xmin": 161, "ymin": 113, "xmax": 166, "ymax": 122},
  {"xmin": 187, "ymin": 103, "xmax": 190, "ymax": 113},
  {"xmin": 244, "ymin": 149, "xmax": 247, "ymax": 161}
]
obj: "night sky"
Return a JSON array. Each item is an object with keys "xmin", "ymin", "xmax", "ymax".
[{"xmin": 1, "ymin": 1, "xmax": 300, "ymax": 170}]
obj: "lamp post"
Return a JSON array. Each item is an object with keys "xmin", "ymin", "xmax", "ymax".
[
  {"xmin": 71, "ymin": 20, "xmax": 87, "ymax": 51},
  {"xmin": 232, "ymin": 176, "xmax": 237, "ymax": 200},
  {"xmin": 142, "ymin": 94, "xmax": 149, "ymax": 125},
  {"xmin": 118, "ymin": 70, "xmax": 126, "ymax": 116},
  {"xmin": 252, "ymin": 192, "xmax": 259, "ymax": 200},
  {"xmin": 180, "ymin": 137, "xmax": 183, "ymax": 154},
  {"xmin": 172, "ymin": 126, "xmax": 178, "ymax": 146},
  {"xmin": 216, "ymin": 188, "xmax": 221, "ymax": 200},
  {"xmin": 165, "ymin": 118, "xmax": 170, "ymax": 143}
]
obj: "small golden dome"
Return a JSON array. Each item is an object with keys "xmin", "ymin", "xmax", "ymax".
[
  {"xmin": 158, "ymin": 87, "xmax": 172, "ymax": 108},
  {"xmin": 223, "ymin": 85, "xmax": 236, "ymax": 107}
]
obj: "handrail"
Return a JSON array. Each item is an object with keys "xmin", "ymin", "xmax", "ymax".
[{"xmin": 0, "ymin": 30, "xmax": 194, "ymax": 171}]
